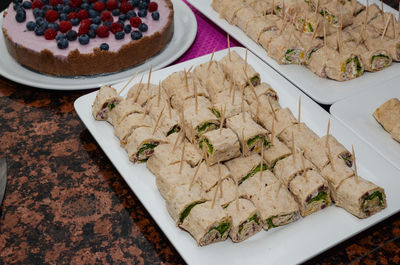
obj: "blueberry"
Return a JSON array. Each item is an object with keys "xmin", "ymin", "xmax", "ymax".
[
  {"xmin": 100, "ymin": 43, "xmax": 109, "ymax": 51},
  {"xmin": 131, "ymin": 30, "xmax": 142, "ymax": 40},
  {"xmin": 62, "ymin": 0, "xmax": 69, "ymax": 4},
  {"xmin": 59, "ymin": 13, "xmax": 68, "ymax": 21},
  {"xmin": 138, "ymin": 2, "xmax": 148, "ymax": 9},
  {"xmin": 118, "ymin": 14, "xmax": 127, "ymax": 22},
  {"xmin": 126, "ymin": 10, "xmax": 136, "ymax": 18},
  {"xmin": 42, "ymin": 0, "xmax": 49, "ymax": 4},
  {"xmin": 89, "ymin": 23, "xmax": 98, "ymax": 31},
  {"xmin": 88, "ymin": 9, "xmax": 99, "ymax": 18},
  {"xmin": 115, "ymin": 31, "xmax": 125, "ymax": 40},
  {"xmin": 78, "ymin": 34, "xmax": 90, "ymax": 45},
  {"xmin": 57, "ymin": 38, "xmax": 69, "ymax": 49},
  {"xmin": 138, "ymin": 9, "xmax": 147, "ymax": 17},
  {"xmin": 71, "ymin": 17, "xmax": 80, "ymax": 26},
  {"xmin": 81, "ymin": 2, "xmax": 90, "ymax": 10},
  {"xmin": 138, "ymin": 23, "xmax": 147, "ymax": 32},
  {"xmin": 13, "ymin": 4, "xmax": 22, "ymax": 11},
  {"xmin": 66, "ymin": 30, "xmax": 77, "ymax": 41},
  {"xmin": 42, "ymin": 5, "xmax": 52, "ymax": 12},
  {"xmin": 142, "ymin": 0, "xmax": 150, "ymax": 3},
  {"xmin": 12, "ymin": 0, "xmax": 22, "ymax": 4},
  {"xmin": 151, "ymin": 11, "xmax": 159, "ymax": 20},
  {"xmin": 88, "ymin": 29, "xmax": 96, "ymax": 38},
  {"xmin": 15, "ymin": 10, "xmax": 26, "ymax": 23},
  {"xmin": 56, "ymin": 33, "xmax": 66, "ymax": 41},
  {"xmin": 26, "ymin": 21, "xmax": 36, "ymax": 31},
  {"xmin": 34, "ymin": 26, "xmax": 45, "ymax": 36},
  {"xmin": 47, "ymin": 22, "xmax": 59, "ymax": 30},
  {"xmin": 92, "ymin": 16, "xmax": 101, "ymax": 24},
  {"xmin": 63, "ymin": 5, "xmax": 72, "ymax": 13},
  {"xmin": 36, "ymin": 18, "xmax": 48, "ymax": 28},
  {"xmin": 112, "ymin": 9, "xmax": 120, "ymax": 16},
  {"xmin": 103, "ymin": 21, "xmax": 112, "ymax": 28},
  {"xmin": 124, "ymin": 24, "xmax": 131, "ymax": 33},
  {"xmin": 131, "ymin": 0, "xmax": 139, "ymax": 7},
  {"xmin": 54, "ymin": 4, "xmax": 63, "ymax": 12},
  {"xmin": 22, "ymin": 1, "xmax": 32, "ymax": 9},
  {"xmin": 33, "ymin": 8, "xmax": 44, "ymax": 18}
]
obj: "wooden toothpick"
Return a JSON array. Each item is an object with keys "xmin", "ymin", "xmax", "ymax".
[
  {"xmin": 301, "ymin": 154, "xmax": 308, "ymax": 183},
  {"xmin": 275, "ymin": 181, "xmax": 282, "ymax": 197},
  {"xmin": 162, "ymin": 86, "xmax": 172, "ymax": 119},
  {"xmin": 232, "ymin": 84, "xmax": 236, "ymax": 105},
  {"xmin": 208, "ymin": 49, "xmax": 215, "ymax": 70},
  {"xmin": 244, "ymin": 48, "xmax": 248, "ymax": 74},
  {"xmin": 211, "ymin": 161, "xmax": 222, "ymax": 208},
  {"xmin": 326, "ymin": 118, "xmax": 331, "ymax": 148},
  {"xmin": 146, "ymin": 64, "xmax": 152, "ymax": 92},
  {"xmin": 312, "ymin": 19, "xmax": 320, "ymax": 40},
  {"xmin": 229, "ymin": 69, "xmax": 234, "ymax": 96},
  {"xmin": 133, "ymin": 75, "xmax": 144, "ymax": 103},
  {"xmin": 152, "ymin": 106, "xmax": 165, "ymax": 135},
  {"xmin": 381, "ymin": 15, "xmax": 391, "ymax": 40},
  {"xmin": 241, "ymin": 89, "xmax": 246, "ymax": 123},
  {"xmin": 271, "ymin": 117, "xmax": 275, "ymax": 145},
  {"xmin": 157, "ymin": 80, "xmax": 161, "ymax": 107},
  {"xmin": 179, "ymin": 143, "xmax": 185, "ymax": 174},
  {"xmin": 297, "ymin": 96, "xmax": 301, "ymax": 126},
  {"xmin": 189, "ymin": 161, "xmax": 202, "ymax": 190},
  {"xmin": 352, "ymin": 145, "xmax": 359, "ymax": 183},
  {"xmin": 242, "ymin": 128, "xmax": 246, "ymax": 157},
  {"xmin": 218, "ymin": 162, "xmax": 223, "ymax": 198},
  {"xmin": 227, "ymin": 33, "xmax": 231, "ymax": 61},
  {"xmin": 172, "ymin": 129, "xmax": 183, "ymax": 153},
  {"xmin": 267, "ymin": 96, "xmax": 277, "ymax": 121},
  {"xmin": 119, "ymin": 71, "xmax": 138, "ymax": 95},
  {"xmin": 291, "ymin": 131, "xmax": 296, "ymax": 165},
  {"xmin": 219, "ymin": 104, "xmax": 226, "ymax": 134},
  {"xmin": 259, "ymin": 146, "xmax": 264, "ymax": 180},
  {"xmin": 184, "ymin": 69, "xmax": 189, "ymax": 92},
  {"xmin": 194, "ymin": 78, "xmax": 198, "ymax": 114}
]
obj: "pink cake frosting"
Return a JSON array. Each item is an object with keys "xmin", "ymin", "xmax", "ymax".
[{"xmin": 2, "ymin": 0, "xmax": 172, "ymax": 59}]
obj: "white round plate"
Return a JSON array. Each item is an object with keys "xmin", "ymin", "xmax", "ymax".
[{"xmin": 0, "ymin": 0, "xmax": 196, "ymax": 90}]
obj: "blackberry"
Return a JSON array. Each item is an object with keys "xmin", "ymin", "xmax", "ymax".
[
  {"xmin": 79, "ymin": 34, "xmax": 90, "ymax": 44},
  {"xmin": 71, "ymin": 17, "xmax": 80, "ymax": 26},
  {"xmin": 151, "ymin": 11, "xmax": 159, "ymax": 20},
  {"xmin": 34, "ymin": 26, "xmax": 45, "ymax": 36},
  {"xmin": 131, "ymin": 30, "xmax": 142, "ymax": 40},
  {"xmin": 138, "ymin": 23, "xmax": 147, "ymax": 32},
  {"xmin": 33, "ymin": 8, "xmax": 44, "ymax": 18},
  {"xmin": 59, "ymin": 13, "xmax": 68, "ymax": 21},
  {"xmin": 138, "ymin": 9, "xmax": 147, "ymax": 17},
  {"xmin": 112, "ymin": 9, "xmax": 120, "ymax": 16},
  {"xmin": 124, "ymin": 24, "xmax": 131, "ymax": 33},
  {"xmin": 115, "ymin": 31, "xmax": 125, "ymax": 40},
  {"xmin": 92, "ymin": 16, "xmax": 101, "ymax": 24},
  {"xmin": 26, "ymin": 21, "xmax": 36, "ymax": 31},
  {"xmin": 57, "ymin": 38, "xmax": 69, "ymax": 49},
  {"xmin": 88, "ymin": 9, "xmax": 99, "ymax": 18},
  {"xmin": 48, "ymin": 22, "xmax": 59, "ymax": 30},
  {"xmin": 88, "ymin": 29, "xmax": 96, "ymax": 38},
  {"xmin": 66, "ymin": 30, "xmax": 78, "ymax": 41},
  {"xmin": 126, "ymin": 10, "xmax": 136, "ymax": 18},
  {"xmin": 22, "ymin": 1, "xmax": 32, "ymax": 9},
  {"xmin": 100, "ymin": 43, "xmax": 109, "ymax": 51},
  {"xmin": 15, "ymin": 9, "xmax": 26, "ymax": 23}
]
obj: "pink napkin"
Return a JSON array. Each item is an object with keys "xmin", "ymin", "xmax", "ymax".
[{"xmin": 174, "ymin": 0, "xmax": 242, "ymax": 64}]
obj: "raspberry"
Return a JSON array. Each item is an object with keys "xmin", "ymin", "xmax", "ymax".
[
  {"xmin": 45, "ymin": 9, "xmax": 59, "ymax": 22},
  {"xmin": 32, "ymin": 0, "xmax": 44, "ymax": 9},
  {"xmin": 106, "ymin": 0, "xmax": 118, "ymax": 10},
  {"xmin": 148, "ymin": 2, "xmax": 158, "ymax": 12},
  {"xmin": 129, "ymin": 17, "xmax": 141, "ymax": 28},
  {"xmin": 81, "ymin": 18, "xmax": 92, "ymax": 26},
  {"xmin": 93, "ymin": 1, "xmax": 105, "ymax": 11},
  {"xmin": 69, "ymin": 0, "xmax": 82, "ymax": 8},
  {"xmin": 101, "ymin": 11, "xmax": 113, "ymax": 22},
  {"xmin": 49, "ymin": 0, "xmax": 62, "ymax": 7},
  {"xmin": 110, "ymin": 22, "xmax": 123, "ymax": 34},
  {"xmin": 77, "ymin": 9, "xmax": 89, "ymax": 20},
  {"xmin": 67, "ymin": 12, "xmax": 77, "ymax": 20},
  {"xmin": 78, "ymin": 23, "xmax": 90, "ymax": 35},
  {"xmin": 120, "ymin": 2, "xmax": 133, "ymax": 14},
  {"xmin": 44, "ymin": 28, "xmax": 57, "ymax": 39},
  {"xmin": 96, "ymin": 25, "xmax": 109, "ymax": 38},
  {"xmin": 59, "ymin": 20, "xmax": 72, "ymax": 33}
]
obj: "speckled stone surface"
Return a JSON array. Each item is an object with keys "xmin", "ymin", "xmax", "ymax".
[{"xmin": 1, "ymin": 0, "xmax": 400, "ymax": 264}]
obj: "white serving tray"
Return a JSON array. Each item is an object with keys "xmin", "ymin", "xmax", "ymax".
[
  {"xmin": 0, "ymin": 0, "xmax": 196, "ymax": 90},
  {"xmin": 187, "ymin": 0, "xmax": 400, "ymax": 105},
  {"xmin": 331, "ymin": 76, "xmax": 400, "ymax": 171},
  {"xmin": 75, "ymin": 47, "xmax": 400, "ymax": 265}
]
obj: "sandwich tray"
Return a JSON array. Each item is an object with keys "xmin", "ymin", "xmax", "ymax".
[
  {"xmin": 331, "ymin": 76, "xmax": 400, "ymax": 171},
  {"xmin": 187, "ymin": 0, "xmax": 400, "ymax": 105},
  {"xmin": 75, "ymin": 47, "xmax": 400, "ymax": 265}
]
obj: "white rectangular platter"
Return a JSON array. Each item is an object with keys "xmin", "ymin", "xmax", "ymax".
[
  {"xmin": 187, "ymin": 0, "xmax": 400, "ymax": 105},
  {"xmin": 74, "ymin": 48, "xmax": 400, "ymax": 265},
  {"xmin": 331, "ymin": 76, "xmax": 400, "ymax": 172}
]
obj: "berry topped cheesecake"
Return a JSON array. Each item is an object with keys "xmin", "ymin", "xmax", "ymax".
[{"xmin": 2, "ymin": 0, "xmax": 173, "ymax": 76}]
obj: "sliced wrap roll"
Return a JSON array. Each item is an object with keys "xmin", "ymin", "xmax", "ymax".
[
  {"xmin": 225, "ymin": 153, "xmax": 268, "ymax": 185},
  {"xmin": 92, "ymin": 85, "xmax": 122, "ymax": 120}
]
